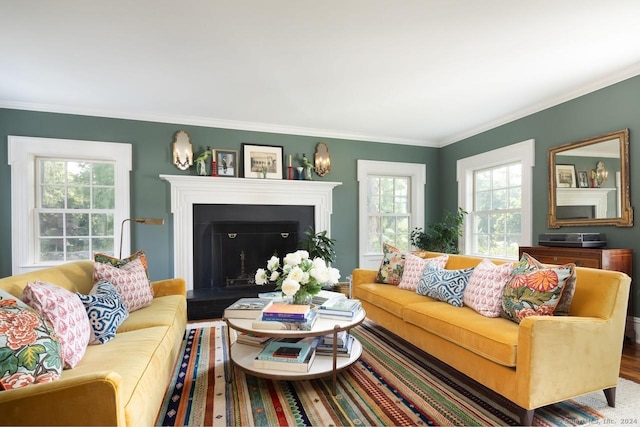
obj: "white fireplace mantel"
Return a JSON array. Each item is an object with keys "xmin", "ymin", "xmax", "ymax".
[
  {"xmin": 556, "ymin": 187, "xmax": 614, "ymax": 218},
  {"xmin": 159, "ymin": 175, "xmax": 342, "ymax": 291}
]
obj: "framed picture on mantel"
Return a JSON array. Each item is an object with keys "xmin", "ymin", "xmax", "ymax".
[
  {"xmin": 217, "ymin": 149, "xmax": 238, "ymax": 177},
  {"xmin": 242, "ymin": 143, "xmax": 284, "ymax": 179},
  {"xmin": 555, "ymin": 164, "xmax": 577, "ymax": 188}
]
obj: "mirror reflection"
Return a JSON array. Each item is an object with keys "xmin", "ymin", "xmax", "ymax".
[{"xmin": 548, "ymin": 129, "xmax": 632, "ymax": 227}]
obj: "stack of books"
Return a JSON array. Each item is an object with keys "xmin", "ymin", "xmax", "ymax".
[
  {"xmin": 252, "ymin": 303, "xmax": 318, "ymax": 330},
  {"xmin": 235, "ymin": 332, "xmax": 273, "ymax": 347},
  {"xmin": 223, "ymin": 298, "xmax": 273, "ymax": 319},
  {"xmin": 253, "ymin": 341, "xmax": 316, "ymax": 372},
  {"xmin": 316, "ymin": 298, "xmax": 362, "ymax": 320},
  {"xmin": 314, "ymin": 331, "xmax": 355, "ymax": 358}
]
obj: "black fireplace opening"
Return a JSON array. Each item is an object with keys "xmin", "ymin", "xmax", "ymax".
[
  {"xmin": 557, "ymin": 205, "xmax": 595, "ymax": 220},
  {"xmin": 189, "ymin": 204, "xmax": 314, "ymax": 320},
  {"xmin": 212, "ymin": 221, "xmax": 299, "ymax": 289}
]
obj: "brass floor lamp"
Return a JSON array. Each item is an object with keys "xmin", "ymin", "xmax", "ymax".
[{"xmin": 119, "ymin": 217, "xmax": 164, "ymax": 258}]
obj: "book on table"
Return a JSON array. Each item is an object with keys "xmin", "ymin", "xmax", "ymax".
[
  {"xmin": 314, "ymin": 334, "xmax": 354, "ymax": 357},
  {"xmin": 252, "ymin": 348, "xmax": 316, "ymax": 372},
  {"xmin": 256, "ymin": 341, "xmax": 314, "ymax": 363},
  {"xmin": 317, "ymin": 298, "xmax": 361, "ymax": 315},
  {"xmin": 321, "ymin": 330, "xmax": 349, "ymax": 346},
  {"xmin": 235, "ymin": 332, "xmax": 273, "ymax": 347},
  {"xmin": 261, "ymin": 303, "xmax": 311, "ymax": 321},
  {"xmin": 316, "ymin": 307, "xmax": 363, "ymax": 320},
  {"xmin": 252, "ymin": 310, "xmax": 317, "ymax": 331},
  {"xmin": 223, "ymin": 298, "xmax": 273, "ymax": 319}
]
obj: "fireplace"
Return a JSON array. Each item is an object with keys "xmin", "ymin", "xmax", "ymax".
[
  {"xmin": 159, "ymin": 175, "xmax": 341, "ymax": 319},
  {"xmin": 193, "ymin": 204, "xmax": 314, "ymax": 292}
]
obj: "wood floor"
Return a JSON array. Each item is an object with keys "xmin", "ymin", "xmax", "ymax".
[{"xmin": 621, "ymin": 341, "xmax": 640, "ymax": 383}]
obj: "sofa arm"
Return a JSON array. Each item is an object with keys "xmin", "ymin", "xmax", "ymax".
[
  {"xmin": 0, "ymin": 371, "xmax": 124, "ymax": 426},
  {"xmin": 516, "ymin": 315, "xmax": 625, "ymax": 407},
  {"xmin": 152, "ymin": 277, "xmax": 187, "ymax": 297},
  {"xmin": 352, "ymin": 269, "xmax": 378, "ymax": 287}
]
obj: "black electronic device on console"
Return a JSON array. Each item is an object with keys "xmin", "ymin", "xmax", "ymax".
[{"xmin": 538, "ymin": 233, "xmax": 606, "ymax": 248}]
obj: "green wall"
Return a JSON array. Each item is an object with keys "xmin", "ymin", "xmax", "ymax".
[
  {"xmin": 2, "ymin": 73, "xmax": 639, "ymax": 319},
  {"xmin": 440, "ymin": 74, "xmax": 640, "ymax": 317},
  {"xmin": 0, "ymin": 108, "xmax": 440, "ymax": 282}
]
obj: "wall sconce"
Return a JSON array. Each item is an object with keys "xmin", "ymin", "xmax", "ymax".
[
  {"xmin": 172, "ymin": 130, "xmax": 193, "ymax": 170},
  {"xmin": 119, "ymin": 217, "xmax": 165, "ymax": 258},
  {"xmin": 594, "ymin": 160, "xmax": 608, "ymax": 187},
  {"xmin": 314, "ymin": 142, "xmax": 331, "ymax": 177}
]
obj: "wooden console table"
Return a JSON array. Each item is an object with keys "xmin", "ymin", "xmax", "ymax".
[{"xmin": 519, "ymin": 246, "xmax": 634, "ymax": 342}]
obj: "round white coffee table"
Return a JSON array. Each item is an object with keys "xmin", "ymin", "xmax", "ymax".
[{"xmin": 225, "ymin": 308, "xmax": 365, "ymax": 395}]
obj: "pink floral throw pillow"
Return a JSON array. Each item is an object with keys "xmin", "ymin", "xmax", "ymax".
[
  {"xmin": 462, "ymin": 259, "xmax": 514, "ymax": 317},
  {"xmin": 21, "ymin": 281, "xmax": 91, "ymax": 369},
  {"xmin": 93, "ymin": 258, "xmax": 153, "ymax": 312},
  {"xmin": 398, "ymin": 254, "xmax": 449, "ymax": 291}
]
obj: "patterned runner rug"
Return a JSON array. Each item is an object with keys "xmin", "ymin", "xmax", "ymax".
[{"xmin": 157, "ymin": 320, "xmax": 637, "ymax": 426}]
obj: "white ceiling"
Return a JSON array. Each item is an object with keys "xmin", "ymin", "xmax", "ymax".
[{"xmin": 2, "ymin": 1, "xmax": 640, "ymax": 147}]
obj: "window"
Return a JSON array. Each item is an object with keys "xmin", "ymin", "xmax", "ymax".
[
  {"xmin": 357, "ymin": 160, "xmax": 425, "ymax": 269},
  {"xmin": 457, "ymin": 139, "xmax": 534, "ymax": 259},
  {"xmin": 37, "ymin": 159, "xmax": 116, "ymax": 262},
  {"xmin": 8, "ymin": 136, "xmax": 131, "ymax": 274},
  {"xmin": 367, "ymin": 176, "xmax": 410, "ymax": 251}
]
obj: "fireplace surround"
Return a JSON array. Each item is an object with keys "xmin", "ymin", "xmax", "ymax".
[{"xmin": 160, "ymin": 175, "xmax": 341, "ymax": 318}]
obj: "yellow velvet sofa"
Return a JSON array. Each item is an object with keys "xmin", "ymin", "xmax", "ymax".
[
  {"xmin": 353, "ymin": 252, "xmax": 631, "ymax": 426},
  {"xmin": 0, "ymin": 260, "xmax": 187, "ymax": 426}
]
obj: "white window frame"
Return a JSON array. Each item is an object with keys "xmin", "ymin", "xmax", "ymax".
[
  {"xmin": 456, "ymin": 139, "xmax": 535, "ymax": 259},
  {"xmin": 357, "ymin": 160, "xmax": 426, "ymax": 269},
  {"xmin": 8, "ymin": 136, "xmax": 132, "ymax": 274}
]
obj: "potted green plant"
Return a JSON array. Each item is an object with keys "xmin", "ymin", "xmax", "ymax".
[
  {"xmin": 299, "ymin": 226, "xmax": 336, "ymax": 263},
  {"xmin": 410, "ymin": 207, "xmax": 467, "ymax": 254}
]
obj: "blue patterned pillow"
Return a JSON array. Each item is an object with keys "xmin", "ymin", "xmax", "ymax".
[
  {"xmin": 77, "ymin": 280, "xmax": 129, "ymax": 344},
  {"xmin": 416, "ymin": 264, "xmax": 474, "ymax": 307}
]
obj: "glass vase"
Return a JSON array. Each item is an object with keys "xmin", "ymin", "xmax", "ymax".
[{"xmin": 291, "ymin": 290, "xmax": 312, "ymax": 305}]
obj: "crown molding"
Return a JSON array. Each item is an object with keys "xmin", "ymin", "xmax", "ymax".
[
  {"xmin": 438, "ymin": 64, "xmax": 640, "ymax": 147},
  {"xmin": 0, "ymin": 100, "xmax": 436, "ymax": 148}
]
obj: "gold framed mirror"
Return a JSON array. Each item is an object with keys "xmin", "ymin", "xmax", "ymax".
[{"xmin": 548, "ymin": 129, "xmax": 632, "ymax": 227}]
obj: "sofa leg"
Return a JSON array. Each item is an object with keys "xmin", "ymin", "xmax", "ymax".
[
  {"xmin": 518, "ymin": 408, "xmax": 535, "ymax": 426},
  {"xmin": 603, "ymin": 387, "xmax": 616, "ymax": 407}
]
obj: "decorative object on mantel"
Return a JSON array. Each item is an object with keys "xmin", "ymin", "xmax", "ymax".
[
  {"xmin": 314, "ymin": 142, "xmax": 331, "ymax": 176},
  {"xmin": 296, "ymin": 167, "xmax": 304, "ymax": 180},
  {"xmin": 216, "ymin": 149, "xmax": 238, "ymax": 177},
  {"xmin": 301, "ymin": 154, "xmax": 313, "ymax": 180},
  {"xmin": 210, "ymin": 147, "xmax": 218, "ymax": 176},
  {"xmin": 194, "ymin": 146, "xmax": 210, "ymax": 176},
  {"xmin": 119, "ymin": 217, "xmax": 164, "ymax": 258},
  {"xmin": 254, "ymin": 250, "xmax": 340, "ymax": 305},
  {"xmin": 287, "ymin": 154, "xmax": 294, "ymax": 180},
  {"xmin": 593, "ymin": 160, "xmax": 608, "ymax": 187},
  {"xmin": 172, "ymin": 130, "xmax": 193, "ymax": 171},
  {"xmin": 242, "ymin": 143, "xmax": 284, "ymax": 179}
]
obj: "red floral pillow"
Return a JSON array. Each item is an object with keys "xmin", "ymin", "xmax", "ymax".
[{"xmin": 0, "ymin": 290, "xmax": 63, "ymax": 390}]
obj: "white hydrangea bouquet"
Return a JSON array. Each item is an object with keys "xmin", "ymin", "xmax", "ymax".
[{"xmin": 255, "ymin": 250, "xmax": 340, "ymax": 304}]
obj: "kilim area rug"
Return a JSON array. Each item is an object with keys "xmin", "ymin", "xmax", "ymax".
[{"xmin": 157, "ymin": 320, "xmax": 639, "ymax": 426}]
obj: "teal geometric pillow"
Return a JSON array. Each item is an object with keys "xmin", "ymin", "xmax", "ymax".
[
  {"xmin": 77, "ymin": 280, "xmax": 129, "ymax": 344},
  {"xmin": 416, "ymin": 264, "xmax": 475, "ymax": 307},
  {"xmin": 0, "ymin": 289, "xmax": 63, "ymax": 390}
]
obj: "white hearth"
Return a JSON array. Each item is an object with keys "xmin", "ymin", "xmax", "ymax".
[{"xmin": 160, "ymin": 175, "xmax": 342, "ymax": 291}]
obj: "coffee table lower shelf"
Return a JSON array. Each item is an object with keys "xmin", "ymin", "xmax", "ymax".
[{"xmin": 228, "ymin": 339, "xmax": 363, "ymax": 394}]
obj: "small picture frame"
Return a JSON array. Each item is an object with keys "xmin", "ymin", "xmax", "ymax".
[
  {"xmin": 242, "ymin": 143, "xmax": 284, "ymax": 179},
  {"xmin": 555, "ymin": 164, "xmax": 577, "ymax": 188},
  {"xmin": 216, "ymin": 149, "xmax": 238, "ymax": 177},
  {"xmin": 577, "ymin": 170, "xmax": 590, "ymax": 188}
]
